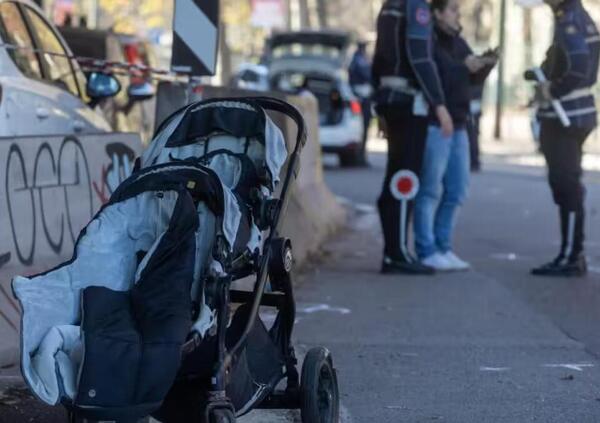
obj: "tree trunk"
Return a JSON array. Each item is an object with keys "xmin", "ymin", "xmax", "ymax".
[
  {"xmin": 219, "ymin": 21, "xmax": 232, "ymax": 85},
  {"xmin": 523, "ymin": 9, "xmax": 533, "ymax": 70},
  {"xmin": 299, "ymin": 0, "xmax": 311, "ymax": 28},
  {"xmin": 316, "ymin": 0, "xmax": 327, "ymax": 28},
  {"xmin": 285, "ymin": 0, "xmax": 292, "ymax": 29}
]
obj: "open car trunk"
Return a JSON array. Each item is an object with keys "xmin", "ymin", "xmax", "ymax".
[{"xmin": 270, "ymin": 71, "xmax": 345, "ymax": 127}]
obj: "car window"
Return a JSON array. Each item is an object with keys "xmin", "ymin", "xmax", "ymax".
[
  {"xmin": 240, "ymin": 70, "xmax": 260, "ymax": 83},
  {"xmin": 23, "ymin": 6, "xmax": 80, "ymax": 97},
  {"xmin": 0, "ymin": 2, "xmax": 43, "ymax": 80}
]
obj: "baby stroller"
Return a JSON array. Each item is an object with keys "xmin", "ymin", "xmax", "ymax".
[{"xmin": 12, "ymin": 97, "xmax": 340, "ymax": 423}]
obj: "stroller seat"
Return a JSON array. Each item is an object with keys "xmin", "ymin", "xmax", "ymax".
[
  {"xmin": 12, "ymin": 164, "xmax": 238, "ymax": 420},
  {"xmin": 13, "ymin": 97, "xmax": 341, "ymax": 423}
]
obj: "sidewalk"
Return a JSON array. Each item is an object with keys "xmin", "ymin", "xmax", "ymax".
[
  {"xmin": 479, "ymin": 111, "xmax": 600, "ymax": 171},
  {"xmin": 2, "ymin": 139, "xmax": 600, "ymax": 422}
]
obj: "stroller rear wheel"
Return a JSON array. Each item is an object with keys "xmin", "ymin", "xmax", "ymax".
[
  {"xmin": 210, "ymin": 408, "xmax": 236, "ymax": 423},
  {"xmin": 300, "ymin": 347, "xmax": 340, "ymax": 423}
]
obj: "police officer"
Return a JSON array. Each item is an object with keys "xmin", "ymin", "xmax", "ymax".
[
  {"xmin": 349, "ymin": 41, "xmax": 373, "ymax": 166},
  {"xmin": 529, "ymin": 0, "xmax": 599, "ymax": 277},
  {"xmin": 373, "ymin": 0, "xmax": 454, "ymax": 274}
]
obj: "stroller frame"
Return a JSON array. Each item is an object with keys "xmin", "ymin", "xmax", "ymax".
[
  {"xmin": 64, "ymin": 97, "xmax": 339, "ymax": 423},
  {"xmin": 199, "ymin": 97, "xmax": 307, "ymax": 422}
]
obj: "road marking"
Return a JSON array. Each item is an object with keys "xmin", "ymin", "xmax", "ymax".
[
  {"xmin": 385, "ymin": 405, "xmax": 408, "ymax": 410},
  {"xmin": 543, "ymin": 363, "xmax": 595, "ymax": 372},
  {"xmin": 490, "ymin": 253, "xmax": 520, "ymax": 261},
  {"xmin": 335, "ymin": 196, "xmax": 376, "ymax": 214},
  {"xmin": 588, "ymin": 266, "xmax": 600, "ymax": 274},
  {"xmin": 298, "ymin": 303, "xmax": 352, "ymax": 315},
  {"xmin": 480, "ymin": 366, "xmax": 510, "ymax": 372}
]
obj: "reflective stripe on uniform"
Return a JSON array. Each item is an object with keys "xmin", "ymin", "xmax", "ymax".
[
  {"xmin": 538, "ymin": 106, "xmax": 596, "ymax": 118},
  {"xmin": 380, "ymin": 77, "xmax": 419, "ymax": 96},
  {"xmin": 586, "ymin": 35, "xmax": 600, "ymax": 43},
  {"xmin": 560, "ymin": 87, "xmax": 594, "ymax": 101},
  {"xmin": 381, "ymin": 9, "xmax": 404, "ymax": 18},
  {"xmin": 563, "ymin": 212, "xmax": 576, "ymax": 262},
  {"xmin": 381, "ymin": 76, "xmax": 411, "ymax": 88}
]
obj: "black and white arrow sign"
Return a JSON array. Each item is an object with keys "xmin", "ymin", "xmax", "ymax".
[{"xmin": 171, "ymin": 0, "xmax": 219, "ymax": 76}]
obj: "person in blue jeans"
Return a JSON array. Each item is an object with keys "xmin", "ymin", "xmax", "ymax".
[{"xmin": 414, "ymin": 0, "xmax": 497, "ymax": 271}]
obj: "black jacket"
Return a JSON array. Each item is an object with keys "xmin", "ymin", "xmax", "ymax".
[{"xmin": 431, "ymin": 26, "xmax": 494, "ymax": 126}]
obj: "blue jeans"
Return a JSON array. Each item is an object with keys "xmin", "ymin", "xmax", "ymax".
[{"xmin": 414, "ymin": 126, "xmax": 470, "ymax": 259}]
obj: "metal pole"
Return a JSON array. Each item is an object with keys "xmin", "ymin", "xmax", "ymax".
[{"xmin": 494, "ymin": 0, "xmax": 508, "ymax": 140}]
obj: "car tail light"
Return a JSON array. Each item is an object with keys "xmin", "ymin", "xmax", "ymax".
[
  {"xmin": 350, "ymin": 100, "xmax": 362, "ymax": 115},
  {"xmin": 124, "ymin": 43, "xmax": 141, "ymax": 65}
]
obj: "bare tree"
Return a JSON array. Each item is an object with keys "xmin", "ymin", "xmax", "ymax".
[
  {"xmin": 523, "ymin": 8, "xmax": 534, "ymax": 69},
  {"xmin": 219, "ymin": 20, "xmax": 232, "ymax": 83},
  {"xmin": 299, "ymin": 0, "xmax": 312, "ymax": 28},
  {"xmin": 316, "ymin": 0, "xmax": 328, "ymax": 28}
]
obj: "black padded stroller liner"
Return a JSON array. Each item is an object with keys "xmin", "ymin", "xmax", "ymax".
[
  {"xmin": 164, "ymin": 101, "xmax": 268, "ymax": 149},
  {"xmin": 146, "ymin": 98, "xmax": 289, "ymax": 193},
  {"xmin": 153, "ymin": 304, "xmax": 285, "ymax": 422},
  {"xmin": 12, "ymin": 163, "xmax": 240, "ymax": 412},
  {"xmin": 113, "ymin": 162, "xmax": 226, "ymax": 215},
  {"xmin": 72, "ymin": 189, "xmax": 199, "ymax": 421}
]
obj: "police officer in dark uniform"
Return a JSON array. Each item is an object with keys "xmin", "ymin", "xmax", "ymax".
[
  {"xmin": 349, "ymin": 41, "xmax": 373, "ymax": 166},
  {"xmin": 529, "ymin": 0, "xmax": 600, "ymax": 277},
  {"xmin": 373, "ymin": 0, "xmax": 454, "ymax": 274}
]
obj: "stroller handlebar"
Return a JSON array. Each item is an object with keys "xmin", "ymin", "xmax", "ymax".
[{"xmin": 247, "ymin": 96, "xmax": 308, "ymax": 154}]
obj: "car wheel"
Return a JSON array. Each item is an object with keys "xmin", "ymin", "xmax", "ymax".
[{"xmin": 339, "ymin": 149, "xmax": 364, "ymax": 168}]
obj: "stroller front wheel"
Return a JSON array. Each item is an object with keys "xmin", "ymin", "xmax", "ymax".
[{"xmin": 300, "ymin": 347, "xmax": 340, "ymax": 423}]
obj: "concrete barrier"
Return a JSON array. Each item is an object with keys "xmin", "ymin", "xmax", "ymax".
[
  {"xmin": 156, "ymin": 83, "xmax": 346, "ymax": 266},
  {"xmin": 0, "ymin": 133, "xmax": 143, "ymax": 366}
]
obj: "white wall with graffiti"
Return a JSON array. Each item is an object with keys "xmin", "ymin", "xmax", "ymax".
[{"xmin": 0, "ymin": 133, "xmax": 143, "ymax": 364}]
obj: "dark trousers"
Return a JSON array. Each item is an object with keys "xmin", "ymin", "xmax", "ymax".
[
  {"xmin": 361, "ymin": 99, "xmax": 373, "ymax": 150},
  {"xmin": 467, "ymin": 113, "xmax": 481, "ymax": 171},
  {"xmin": 377, "ymin": 106, "xmax": 428, "ymax": 260},
  {"xmin": 540, "ymin": 119, "xmax": 592, "ymax": 258}
]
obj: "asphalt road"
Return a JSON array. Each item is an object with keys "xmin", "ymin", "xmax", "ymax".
[
  {"xmin": 310, "ymin": 149, "xmax": 600, "ymax": 422},
  {"xmin": 2, "ymin": 149, "xmax": 600, "ymax": 422}
]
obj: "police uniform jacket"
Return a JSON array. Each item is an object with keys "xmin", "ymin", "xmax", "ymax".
[
  {"xmin": 372, "ymin": 0, "xmax": 445, "ymax": 109},
  {"xmin": 539, "ymin": 0, "xmax": 600, "ymax": 129}
]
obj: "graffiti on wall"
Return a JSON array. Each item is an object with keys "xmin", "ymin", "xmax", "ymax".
[
  {"xmin": 93, "ymin": 143, "xmax": 136, "ymax": 204},
  {"xmin": 0, "ymin": 135, "xmax": 140, "ymax": 270}
]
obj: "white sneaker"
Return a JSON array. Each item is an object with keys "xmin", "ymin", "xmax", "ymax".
[
  {"xmin": 443, "ymin": 251, "xmax": 471, "ymax": 271},
  {"xmin": 421, "ymin": 253, "xmax": 454, "ymax": 272}
]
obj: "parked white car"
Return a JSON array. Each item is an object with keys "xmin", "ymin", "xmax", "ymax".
[
  {"xmin": 266, "ymin": 31, "xmax": 365, "ymax": 167},
  {"xmin": 0, "ymin": 0, "xmax": 119, "ymax": 137},
  {"xmin": 230, "ymin": 63, "xmax": 270, "ymax": 92}
]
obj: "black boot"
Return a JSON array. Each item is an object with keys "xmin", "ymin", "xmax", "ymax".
[
  {"xmin": 532, "ymin": 208, "xmax": 586, "ymax": 277},
  {"xmin": 531, "ymin": 254, "xmax": 587, "ymax": 277},
  {"xmin": 381, "ymin": 255, "xmax": 436, "ymax": 275}
]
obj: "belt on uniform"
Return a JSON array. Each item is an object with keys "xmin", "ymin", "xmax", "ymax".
[
  {"xmin": 470, "ymin": 99, "xmax": 482, "ymax": 114},
  {"xmin": 560, "ymin": 87, "xmax": 594, "ymax": 102},
  {"xmin": 380, "ymin": 76, "xmax": 419, "ymax": 96}
]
